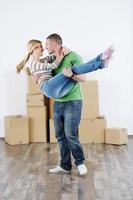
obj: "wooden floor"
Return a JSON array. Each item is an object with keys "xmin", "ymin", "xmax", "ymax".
[{"xmin": 0, "ymin": 138, "xmax": 133, "ymax": 200}]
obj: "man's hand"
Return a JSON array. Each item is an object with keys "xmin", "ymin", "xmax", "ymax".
[
  {"xmin": 63, "ymin": 67, "xmax": 87, "ymax": 82},
  {"xmin": 72, "ymin": 74, "xmax": 87, "ymax": 82},
  {"xmin": 63, "ymin": 67, "xmax": 73, "ymax": 77}
]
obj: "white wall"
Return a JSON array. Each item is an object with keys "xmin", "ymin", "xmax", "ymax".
[{"xmin": 0, "ymin": 0, "xmax": 132, "ymax": 136}]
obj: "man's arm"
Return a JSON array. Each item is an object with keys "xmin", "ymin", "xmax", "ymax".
[
  {"xmin": 68, "ymin": 52, "xmax": 87, "ymax": 81},
  {"xmin": 63, "ymin": 67, "xmax": 87, "ymax": 82},
  {"xmin": 71, "ymin": 74, "xmax": 87, "ymax": 82}
]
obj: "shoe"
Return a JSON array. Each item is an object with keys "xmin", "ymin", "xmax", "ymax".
[
  {"xmin": 77, "ymin": 164, "xmax": 88, "ymax": 176},
  {"xmin": 102, "ymin": 45, "xmax": 115, "ymax": 60},
  {"xmin": 49, "ymin": 165, "xmax": 70, "ymax": 174},
  {"xmin": 103, "ymin": 56, "xmax": 112, "ymax": 68}
]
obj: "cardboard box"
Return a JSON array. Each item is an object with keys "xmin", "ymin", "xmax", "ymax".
[
  {"xmin": 49, "ymin": 98, "xmax": 54, "ymax": 119},
  {"xmin": 105, "ymin": 128, "xmax": 128, "ymax": 145},
  {"xmin": 26, "ymin": 93, "xmax": 46, "ymax": 107},
  {"xmin": 81, "ymin": 81, "xmax": 99, "ymax": 103},
  {"xmin": 27, "ymin": 106, "xmax": 47, "ymax": 142},
  {"xmin": 82, "ymin": 102, "xmax": 99, "ymax": 119},
  {"xmin": 5, "ymin": 115, "xmax": 29, "ymax": 145},
  {"xmin": 49, "ymin": 119, "xmax": 57, "ymax": 143},
  {"xmin": 81, "ymin": 81, "xmax": 99, "ymax": 119},
  {"xmin": 27, "ymin": 75, "xmax": 41, "ymax": 94},
  {"xmin": 79, "ymin": 116, "xmax": 106, "ymax": 143},
  {"xmin": 49, "ymin": 81, "xmax": 99, "ymax": 119}
]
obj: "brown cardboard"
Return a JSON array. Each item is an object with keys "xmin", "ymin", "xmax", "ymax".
[
  {"xmin": 49, "ymin": 119, "xmax": 57, "ymax": 143},
  {"xmin": 27, "ymin": 106, "xmax": 47, "ymax": 142},
  {"xmin": 49, "ymin": 98, "xmax": 54, "ymax": 119},
  {"xmin": 79, "ymin": 116, "xmax": 106, "ymax": 143},
  {"xmin": 81, "ymin": 81, "xmax": 99, "ymax": 103},
  {"xmin": 49, "ymin": 81, "xmax": 99, "ymax": 120},
  {"xmin": 82, "ymin": 102, "xmax": 99, "ymax": 119},
  {"xmin": 105, "ymin": 128, "xmax": 128, "ymax": 145},
  {"xmin": 27, "ymin": 75, "xmax": 41, "ymax": 94},
  {"xmin": 26, "ymin": 93, "xmax": 46, "ymax": 107},
  {"xmin": 4, "ymin": 115, "xmax": 29, "ymax": 145},
  {"xmin": 81, "ymin": 81, "xmax": 99, "ymax": 119}
]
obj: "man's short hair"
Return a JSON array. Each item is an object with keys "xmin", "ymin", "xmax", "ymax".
[{"xmin": 46, "ymin": 33, "xmax": 62, "ymax": 45}]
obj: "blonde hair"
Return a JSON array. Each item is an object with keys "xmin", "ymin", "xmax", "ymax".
[{"xmin": 16, "ymin": 39, "xmax": 42, "ymax": 75}]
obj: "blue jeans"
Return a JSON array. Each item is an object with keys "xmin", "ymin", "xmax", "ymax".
[
  {"xmin": 54, "ymin": 100, "xmax": 85, "ymax": 171},
  {"xmin": 41, "ymin": 54, "xmax": 103, "ymax": 98}
]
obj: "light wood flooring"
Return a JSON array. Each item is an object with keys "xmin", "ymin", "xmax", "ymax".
[{"xmin": 0, "ymin": 138, "xmax": 133, "ymax": 200}]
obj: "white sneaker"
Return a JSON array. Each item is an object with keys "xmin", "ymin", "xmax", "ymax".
[
  {"xmin": 102, "ymin": 45, "xmax": 115, "ymax": 60},
  {"xmin": 77, "ymin": 164, "xmax": 88, "ymax": 176},
  {"xmin": 49, "ymin": 165, "xmax": 70, "ymax": 174}
]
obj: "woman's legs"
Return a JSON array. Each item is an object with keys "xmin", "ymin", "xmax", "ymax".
[
  {"xmin": 41, "ymin": 73, "xmax": 76, "ymax": 98},
  {"xmin": 41, "ymin": 49, "xmax": 114, "ymax": 98},
  {"xmin": 41, "ymin": 55, "xmax": 103, "ymax": 98},
  {"xmin": 71, "ymin": 54, "xmax": 103, "ymax": 74},
  {"xmin": 71, "ymin": 46, "xmax": 115, "ymax": 75}
]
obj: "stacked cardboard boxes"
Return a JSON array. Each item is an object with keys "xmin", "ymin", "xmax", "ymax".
[
  {"xmin": 4, "ymin": 75, "xmax": 128, "ymax": 145},
  {"xmin": 79, "ymin": 81, "xmax": 106, "ymax": 143},
  {"xmin": 48, "ymin": 80, "xmax": 107, "ymax": 143},
  {"xmin": 26, "ymin": 76, "xmax": 48, "ymax": 142},
  {"xmin": 80, "ymin": 81, "xmax": 128, "ymax": 145}
]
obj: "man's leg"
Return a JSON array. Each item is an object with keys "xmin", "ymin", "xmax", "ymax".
[
  {"xmin": 64, "ymin": 100, "xmax": 85, "ymax": 165},
  {"xmin": 49, "ymin": 101, "xmax": 72, "ymax": 174},
  {"xmin": 64, "ymin": 100, "xmax": 88, "ymax": 175}
]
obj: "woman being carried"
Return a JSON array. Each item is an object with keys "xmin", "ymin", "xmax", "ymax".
[{"xmin": 16, "ymin": 39, "xmax": 114, "ymax": 98}]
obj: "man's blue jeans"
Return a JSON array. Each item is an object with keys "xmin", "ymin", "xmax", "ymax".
[
  {"xmin": 41, "ymin": 54, "xmax": 103, "ymax": 98},
  {"xmin": 54, "ymin": 100, "xmax": 85, "ymax": 171}
]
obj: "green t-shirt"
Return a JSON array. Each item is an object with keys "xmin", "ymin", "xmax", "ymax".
[{"xmin": 52, "ymin": 51, "xmax": 83, "ymax": 102}]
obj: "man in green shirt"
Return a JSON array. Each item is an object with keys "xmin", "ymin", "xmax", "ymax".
[{"xmin": 46, "ymin": 34, "xmax": 88, "ymax": 176}]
